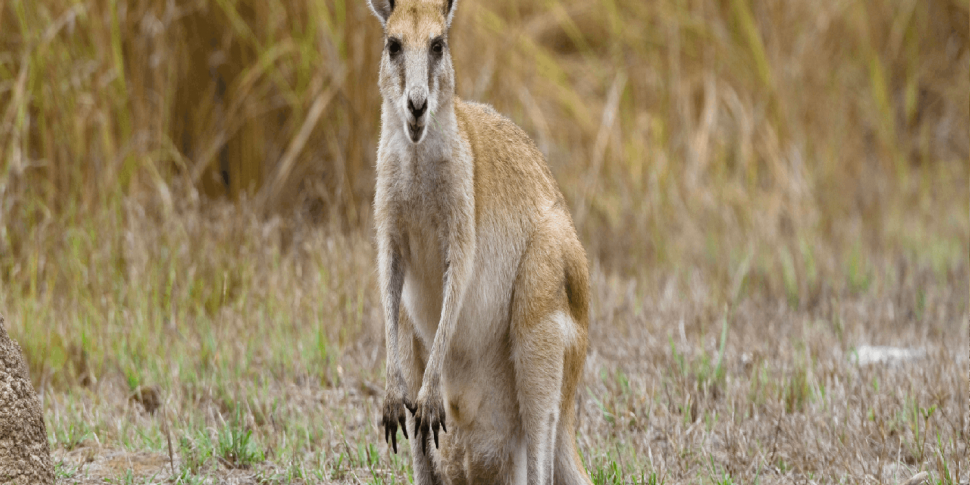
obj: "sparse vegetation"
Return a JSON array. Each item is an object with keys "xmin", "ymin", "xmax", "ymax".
[
  {"xmin": 216, "ymin": 415, "xmax": 264, "ymax": 469},
  {"xmin": 0, "ymin": 0, "xmax": 966, "ymax": 483}
]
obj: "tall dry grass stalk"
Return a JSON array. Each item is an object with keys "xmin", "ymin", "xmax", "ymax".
[
  {"xmin": 1, "ymin": 0, "xmax": 380, "ymax": 219},
  {"xmin": 0, "ymin": 4, "xmax": 966, "ymax": 479},
  {"xmin": 0, "ymin": 0, "xmax": 967, "ymax": 297}
]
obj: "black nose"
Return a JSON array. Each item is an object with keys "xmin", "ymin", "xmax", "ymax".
[{"xmin": 408, "ymin": 98, "xmax": 427, "ymax": 118}]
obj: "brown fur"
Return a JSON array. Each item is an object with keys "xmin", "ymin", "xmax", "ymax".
[{"xmin": 369, "ymin": 0, "xmax": 591, "ymax": 483}]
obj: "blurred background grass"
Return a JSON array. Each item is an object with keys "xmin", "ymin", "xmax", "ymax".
[{"xmin": 0, "ymin": 0, "xmax": 967, "ymax": 387}]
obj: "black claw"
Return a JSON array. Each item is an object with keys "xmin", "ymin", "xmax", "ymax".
[
  {"xmin": 384, "ymin": 422, "xmax": 390, "ymax": 444},
  {"xmin": 421, "ymin": 417, "xmax": 430, "ymax": 455},
  {"xmin": 399, "ymin": 415, "xmax": 408, "ymax": 439},
  {"xmin": 391, "ymin": 429, "xmax": 398, "ymax": 454},
  {"xmin": 433, "ymin": 425, "xmax": 439, "ymax": 449},
  {"xmin": 441, "ymin": 415, "xmax": 447, "ymax": 434}
]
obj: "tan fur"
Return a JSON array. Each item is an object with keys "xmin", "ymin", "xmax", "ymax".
[{"xmin": 368, "ymin": 1, "xmax": 591, "ymax": 483}]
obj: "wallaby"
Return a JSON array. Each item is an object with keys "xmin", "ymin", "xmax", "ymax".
[{"xmin": 368, "ymin": 0, "xmax": 592, "ymax": 483}]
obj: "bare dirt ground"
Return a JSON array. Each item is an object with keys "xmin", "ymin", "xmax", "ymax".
[{"xmin": 43, "ymin": 261, "xmax": 968, "ymax": 485}]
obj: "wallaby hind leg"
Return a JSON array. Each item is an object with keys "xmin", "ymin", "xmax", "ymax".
[
  {"xmin": 399, "ymin": 312, "xmax": 444, "ymax": 485},
  {"xmin": 551, "ymin": 340, "xmax": 591, "ymax": 485},
  {"xmin": 553, "ymin": 247, "xmax": 592, "ymax": 485},
  {"xmin": 510, "ymin": 223, "xmax": 577, "ymax": 485},
  {"xmin": 511, "ymin": 216, "xmax": 592, "ymax": 485},
  {"xmin": 553, "ymin": 417, "xmax": 591, "ymax": 485},
  {"xmin": 512, "ymin": 311, "xmax": 565, "ymax": 485}
]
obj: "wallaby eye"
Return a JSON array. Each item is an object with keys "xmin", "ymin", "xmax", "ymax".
[
  {"xmin": 387, "ymin": 39, "xmax": 402, "ymax": 56},
  {"xmin": 431, "ymin": 40, "xmax": 444, "ymax": 55}
]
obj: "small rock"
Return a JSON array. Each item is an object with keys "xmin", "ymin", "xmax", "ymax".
[
  {"xmin": 853, "ymin": 345, "xmax": 924, "ymax": 366},
  {"xmin": 0, "ymin": 315, "xmax": 55, "ymax": 485}
]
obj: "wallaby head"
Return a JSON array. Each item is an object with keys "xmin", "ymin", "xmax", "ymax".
[{"xmin": 367, "ymin": 0, "xmax": 457, "ymax": 144}]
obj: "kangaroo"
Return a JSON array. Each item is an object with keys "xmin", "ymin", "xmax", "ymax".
[{"xmin": 368, "ymin": 0, "xmax": 592, "ymax": 483}]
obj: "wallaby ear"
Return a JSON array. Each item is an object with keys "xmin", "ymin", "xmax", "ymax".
[
  {"xmin": 367, "ymin": 0, "xmax": 395, "ymax": 26},
  {"xmin": 444, "ymin": 0, "xmax": 456, "ymax": 28}
]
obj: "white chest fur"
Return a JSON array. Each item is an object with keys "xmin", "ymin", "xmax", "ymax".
[{"xmin": 376, "ymin": 103, "xmax": 473, "ymax": 344}]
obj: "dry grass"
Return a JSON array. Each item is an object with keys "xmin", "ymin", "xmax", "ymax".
[
  {"xmin": 2, "ymin": 0, "xmax": 967, "ymax": 275},
  {"xmin": 0, "ymin": 0, "xmax": 967, "ymax": 483},
  {"xmin": 21, "ymin": 213, "xmax": 968, "ymax": 483}
]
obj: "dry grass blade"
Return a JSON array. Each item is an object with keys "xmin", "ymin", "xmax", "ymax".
[
  {"xmin": 901, "ymin": 471, "xmax": 929, "ymax": 485},
  {"xmin": 576, "ymin": 72, "xmax": 626, "ymax": 223},
  {"xmin": 0, "ymin": 0, "xmax": 966, "ymax": 482},
  {"xmin": 260, "ymin": 82, "xmax": 341, "ymax": 207}
]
